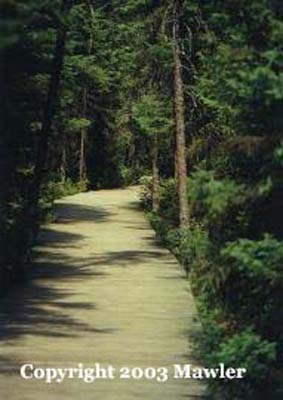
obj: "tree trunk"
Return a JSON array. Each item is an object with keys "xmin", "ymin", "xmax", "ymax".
[
  {"xmin": 173, "ymin": 0, "xmax": 189, "ymax": 227},
  {"xmin": 79, "ymin": 1, "xmax": 94, "ymax": 183},
  {"xmin": 60, "ymin": 136, "xmax": 66, "ymax": 183},
  {"xmin": 79, "ymin": 92, "xmax": 87, "ymax": 183},
  {"xmin": 151, "ymin": 134, "xmax": 160, "ymax": 212}
]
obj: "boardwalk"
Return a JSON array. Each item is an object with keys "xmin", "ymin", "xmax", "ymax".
[{"xmin": 0, "ymin": 188, "xmax": 206, "ymax": 399}]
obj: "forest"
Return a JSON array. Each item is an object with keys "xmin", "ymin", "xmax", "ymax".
[{"xmin": 1, "ymin": 0, "xmax": 283, "ymax": 399}]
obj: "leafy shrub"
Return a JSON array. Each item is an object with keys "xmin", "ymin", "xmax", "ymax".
[
  {"xmin": 187, "ymin": 170, "xmax": 246, "ymax": 217},
  {"xmin": 158, "ymin": 179, "xmax": 178, "ymax": 226},
  {"xmin": 220, "ymin": 235, "xmax": 283, "ymax": 346},
  {"xmin": 166, "ymin": 225, "xmax": 211, "ymax": 273},
  {"xmin": 208, "ymin": 329, "xmax": 276, "ymax": 400},
  {"xmin": 187, "ymin": 170, "xmax": 249, "ymax": 241},
  {"xmin": 119, "ymin": 165, "xmax": 135, "ymax": 187},
  {"xmin": 39, "ymin": 178, "xmax": 88, "ymax": 221},
  {"xmin": 210, "ymin": 136, "xmax": 274, "ymax": 183},
  {"xmin": 147, "ymin": 211, "xmax": 170, "ymax": 241},
  {"xmin": 139, "ymin": 175, "xmax": 153, "ymax": 210},
  {"xmin": 222, "ymin": 234, "xmax": 283, "ymax": 277},
  {"xmin": 193, "ymin": 301, "xmax": 226, "ymax": 358},
  {"xmin": 140, "ymin": 177, "xmax": 178, "ymax": 224}
]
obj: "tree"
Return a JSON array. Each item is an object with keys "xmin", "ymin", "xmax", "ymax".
[
  {"xmin": 133, "ymin": 93, "xmax": 172, "ymax": 211},
  {"xmin": 172, "ymin": 0, "xmax": 190, "ymax": 227},
  {"xmin": 25, "ymin": 0, "xmax": 74, "ymax": 254},
  {"xmin": 0, "ymin": 0, "xmax": 75, "ymax": 288}
]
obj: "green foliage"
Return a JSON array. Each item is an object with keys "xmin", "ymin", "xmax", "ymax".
[
  {"xmin": 146, "ymin": 41, "xmax": 174, "ymax": 70},
  {"xmin": 118, "ymin": 165, "xmax": 136, "ymax": 187},
  {"xmin": 147, "ymin": 211, "xmax": 170, "ymax": 242},
  {"xmin": 139, "ymin": 175, "xmax": 153, "ymax": 210},
  {"xmin": 220, "ymin": 236, "xmax": 283, "ymax": 344},
  {"xmin": 65, "ymin": 118, "xmax": 92, "ymax": 133},
  {"xmin": 39, "ymin": 178, "xmax": 88, "ymax": 221},
  {"xmin": 209, "ymin": 330, "xmax": 276, "ymax": 400},
  {"xmin": 187, "ymin": 170, "xmax": 251, "ymax": 241},
  {"xmin": 157, "ymin": 179, "xmax": 179, "ymax": 226},
  {"xmin": 274, "ymin": 143, "xmax": 283, "ymax": 166},
  {"xmin": 67, "ymin": 55, "xmax": 110, "ymax": 92},
  {"xmin": 193, "ymin": 302, "xmax": 226, "ymax": 359},
  {"xmin": 222, "ymin": 234, "xmax": 283, "ymax": 277},
  {"xmin": 166, "ymin": 225, "xmax": 210, "ymax": 272},
  {"xmin": 209, "ymin": 136, "xmax": 275, "ymax": 183},
  {"xmin": 187, "ymin": 170, "xmax": 246, "ymax": 219},
  {"xmin": 140, "ymin": 176, "xmax": 178, "ymax": 223},
  {"xmin": 193, "ymin": 0, "xmax": 283, "ymax": 138},
  {"xmin": 132, "ymin": 93, "xmax": 173, "ymax": 138}
]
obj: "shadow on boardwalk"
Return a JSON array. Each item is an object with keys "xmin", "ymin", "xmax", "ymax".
[
  {"xmin": 0, "ymin": 201, "xmax": 176, "ymax": 346},
  {"xmin": 54, "ymin": 202, "xmax": 114, "ymax": 224},
  {"xmin": 0, "ymin": 203, "xmax": 116, "ymax": 347}
]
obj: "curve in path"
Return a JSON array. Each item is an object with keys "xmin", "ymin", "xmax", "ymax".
[{"xmin": 0, "ymin": 187, "xmax": 207, "ymax": 400}]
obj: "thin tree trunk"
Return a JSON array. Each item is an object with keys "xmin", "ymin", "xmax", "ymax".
[
  {"xmin": 151, "ymin": 134, "xmax": 160, "ymax": 212},
  {"xmin": 79, "ymin": 91, "xmax": 87, "ymax": 182},
  {"xmin": 173, "ymin": 0, "xmax": 189, "ymax": 227},
  {"xmin": 60, "ymin": 136, "xmax": 66, "ymax": 183},
  {"xmin": 79, "ymin": 131, "xmax": 86, "ymax": 181},
  {"xmin": 79, "ymin": 1, "xmax": 94, "ymax": 183}
]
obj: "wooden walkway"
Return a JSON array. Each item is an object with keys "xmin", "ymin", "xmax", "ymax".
[{"xmin": 0, "ymin": 188, "xmax": 206, "ymax": 399}]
